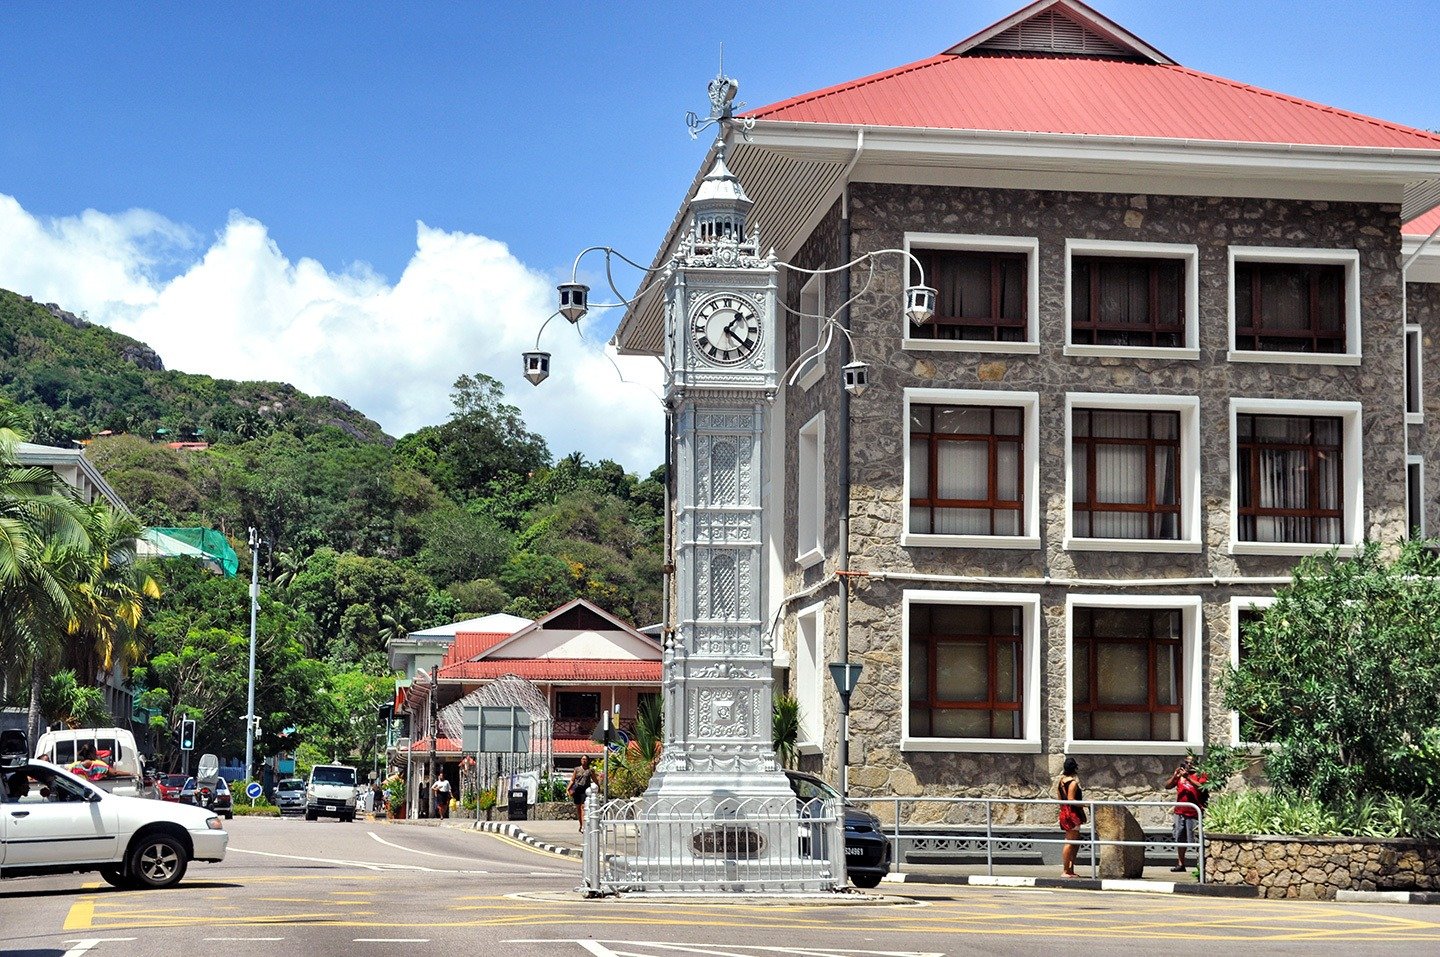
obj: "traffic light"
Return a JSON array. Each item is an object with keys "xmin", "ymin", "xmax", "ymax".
[{"xmin": 179, "ymin": 718, "xmax": 196, "ymax": 751}]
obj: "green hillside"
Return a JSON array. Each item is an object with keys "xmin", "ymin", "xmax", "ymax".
[{"xmin": 0, "ymin": 288, "xmax": 389, "ymax": 446}]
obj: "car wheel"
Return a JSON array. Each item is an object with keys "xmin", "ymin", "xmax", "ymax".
[
  {"xmin": 341, "ymin": 813, "xmax": 354, "ymax": 823},
  {"xmin": 305, "ymin": 809, "xmax": 316, "ymax": 821},
  {"xmin": 126, "ymin": 833, "xmax": 189, "ymax": 889},
  {"xmin": 100, "ymin": 865, "xmax": 132, "ymax": 889},
  {"xmin": 224, "ymin": 810, "xmax": 233, "ymax": 820},
  {"xmin": 850, "ymin": 872, "xmax": 883, "ymax": 889}
]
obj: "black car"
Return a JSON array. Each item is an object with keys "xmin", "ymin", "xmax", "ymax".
[{"xmin": 785, "ymin": 769, "xmax": 891, "ymax": 889}]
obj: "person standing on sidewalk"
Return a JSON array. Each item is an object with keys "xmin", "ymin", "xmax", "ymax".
[
  {"xmin": 432, "ymin": 774, "xmax": 452, "ymax": 819},
  {"xmin": 1166, "ymin": 756, "xmax": 1207, "ymax": 872},
  {"xmin": 1056, "ymin": 757, "xmax": 1085, "ymax": 878}
]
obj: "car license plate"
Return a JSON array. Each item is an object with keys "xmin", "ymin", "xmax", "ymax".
[
  {"xmin": 846, "ymin": 847, "xmax": 864, "ymax": 857},
  {"xmin": 324, "ymin": 804, "xmax": 337, "ymax": 811}
]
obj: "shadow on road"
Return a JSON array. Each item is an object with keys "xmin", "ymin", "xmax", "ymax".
[{"xmin": 0, "ymin": 880, "xmax": 243, "ymax": 900}]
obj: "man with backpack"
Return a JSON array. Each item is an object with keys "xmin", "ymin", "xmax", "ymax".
[{"xmin": 1166, "ymin": 756, "xmax": 1208, "ymax": 872}]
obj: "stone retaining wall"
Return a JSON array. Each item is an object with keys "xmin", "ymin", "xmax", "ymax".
[{"xmin": 1206, "ymin": 834, "xmax": 1440, "ymax": 899}]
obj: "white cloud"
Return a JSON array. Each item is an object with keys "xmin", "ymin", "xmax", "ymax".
[{"xmin": 0, "ymin": 196, "xmax": 664, "ymax": 473}]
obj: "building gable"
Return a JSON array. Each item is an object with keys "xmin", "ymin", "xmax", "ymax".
[{"xmin": 946, "ymin": 0, "xmax": 1173, "ymax": 63}]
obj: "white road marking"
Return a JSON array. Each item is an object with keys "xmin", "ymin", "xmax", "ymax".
[
  {"xmin": 61, "ymin": 939, "xmax": 137, "ymax": 957},
  {"xmin": 367, "ymin": 829, "xmax": 483, "ymax": 861}
]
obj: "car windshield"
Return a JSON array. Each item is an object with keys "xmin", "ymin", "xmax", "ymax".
[
  {"xmin": 788, "ymin": 773, "xmax": 839, "ymax": 802},
  {"xmin": 278, "ymin": 779, "xmax": 304, "ymax": 790},
  {"xmin": 162, "ymin": 775, "xmax": 188, "ymax": 787},
  {"xmin": 312, "ymin": 767, "xmax": 355, "ymax": 786}
]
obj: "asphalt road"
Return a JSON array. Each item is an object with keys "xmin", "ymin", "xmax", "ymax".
[{"xmin": 4, "ymin": 816, "xmax": 1440, "ymax": 957}]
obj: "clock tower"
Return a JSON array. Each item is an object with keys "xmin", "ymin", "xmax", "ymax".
[{"xmin": 616, "ymin": 129, "xmax": 836, "ymax": 892}]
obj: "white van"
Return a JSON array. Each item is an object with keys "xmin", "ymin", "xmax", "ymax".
[
  {"xmin": 305, "ymin": 764, "xmax": 358, "ymax": 822},
  {"xmin": 33, "ymin": 727, "xmax": 151, "ymax": 799}
]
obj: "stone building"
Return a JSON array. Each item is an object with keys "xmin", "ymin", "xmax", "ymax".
[{"xmin": 613, "ymin": 0, "xmax": 1440, "ymax": 808}]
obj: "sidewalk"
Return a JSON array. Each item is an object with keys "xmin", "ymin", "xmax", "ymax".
[{"xmin": 389, "ymin": 815, "xmax": 1252, "ymax": 897}]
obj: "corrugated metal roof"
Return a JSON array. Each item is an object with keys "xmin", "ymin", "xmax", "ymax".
[
  {"xmin": 439, "ymin": 659, "xmax": 662, "ymax": 682},
  {"xmin": 1405, "ymin": 207, "xmax": 1440, "ymax": 237},
  {"xmin": 748, "ymin": 55, "xmax": 1440, "ymax": 152}
]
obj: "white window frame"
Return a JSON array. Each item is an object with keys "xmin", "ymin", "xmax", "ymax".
[
  {"xmin": 1408, "ymin": 454, "xmax": 1426, "ymax": 540},
  {"xmin": 1228, "ymin": 397, "xmax": 1364, "ymax": 557},
  {"xmin": 902, "ymin": 233, "xmax": 1041, "ymax": 354},
  {"xmin": 1063, "ymin": 392, "xmax": 1201, "ymax": 553},
  {"xmin": 796, "ymin": 270, "xmax": 826, "ymax": 391},
  {"xmin": 1064, "ymin": 594, "xmax": 1204, "ymax": 756},
  {"xmin": 902, "ymin": 387, "xmax": 1041, "ymax": 550},
  {"xmin": 796, "ymin": 412, "xmax": 825, "ymax": 568},
  {"xmin": 1406, "ymin": 324, "xmax": 1423, "ymax": 424},
  {"xmin": 1228, "ymin": 596, "xmax": 1277, "ymax": 749},
  {"xmin": 1063, "ymin": 239, "xmax": 1200, "ymax": 360},
  {"xmin": 1227, "ymin": 246, "xmax": 1362, "ymax": 366},
  {"xmin": 795, "ymin": 600, "xmax": 825, "ymax": 755},
  {"xmin": 901, "ymin": 589, "xmax": 1042, "ymax": 754}
]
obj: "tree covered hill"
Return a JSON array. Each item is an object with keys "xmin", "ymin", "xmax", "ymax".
[{"xmin": 0, "ymin": 288, "xmax": 388, "ymax": 446}]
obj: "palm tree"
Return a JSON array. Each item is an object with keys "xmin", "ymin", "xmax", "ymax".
[{"xmin": 67, "ymin": 503, "xmax": 161, "ymax": 687}]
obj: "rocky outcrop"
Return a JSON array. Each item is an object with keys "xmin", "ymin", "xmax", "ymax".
[{"xmin": 26, "ymin": 295, "xmax": 165, "ymax": 371}]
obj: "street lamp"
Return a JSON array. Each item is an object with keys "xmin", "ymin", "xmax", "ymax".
[
  {"xmin": 827, "ymin": 662, "xmax": 863, "ymax": 801},
  {"xmin": 243, "ymin": 527, "xmax": 264, "ymax": 783}
]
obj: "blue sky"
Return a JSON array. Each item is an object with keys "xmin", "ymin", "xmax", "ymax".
[{"xmin": 0, "ymin": 1, "xmax": 1436, "ymax": 470}]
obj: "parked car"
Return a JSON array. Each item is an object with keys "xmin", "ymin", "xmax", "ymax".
[
  {"xmin": 196, "ymin": 777, "xmax": 232, "ymax": 819},
  {"xmin": 275, "ymin": 777, "xmax": 305, "ymax": 816},
  {"xmin": 305, "ymin": 764, "xmax": 358, "ymax": 822},
  {"xmin": 785, "ymin": 769, "xmax": 891, "ymax": 889},
  {"xmin": 177, "ymin": 777, "xmax": 198, "ymax": 806},
  {"xmin": 156, "ymin": 774, "xmax": 190, "ymax": 802},
  {"xmin": 1, "ymin": 756, "xmax": 228, "ymax": 889}
]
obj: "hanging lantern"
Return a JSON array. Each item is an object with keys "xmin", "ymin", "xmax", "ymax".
[
  {"xmin": 557, "ymin": 282, "xmax": 590, "ymax": 323},
  {"xmin": 522, "ymin": 351, "xmax": 551, "ymax": 386},
  {"xmin": 905, "ymin": 285, "xmax": 937, "ymax": 325},
  {"xmin": 842, "ymin": 360, "xmax": 870, "ymax": 396}
]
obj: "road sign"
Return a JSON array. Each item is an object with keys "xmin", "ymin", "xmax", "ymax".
[
  {"xmin": 245, "ymin": 781, "xmax": 263, "ymax": 799},
  {"xmin": 462, "ymin": 705, "xmax": 530, "ymax": 753}
]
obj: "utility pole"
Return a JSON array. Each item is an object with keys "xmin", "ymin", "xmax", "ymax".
[{"xmin": 244, "ymin": 527, "xmax": 262, "ymax": 782}]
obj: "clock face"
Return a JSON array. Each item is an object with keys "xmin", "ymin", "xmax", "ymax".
[{"xmin": 691, "ymin": 294, "xmax": 762, "ymax": 366}]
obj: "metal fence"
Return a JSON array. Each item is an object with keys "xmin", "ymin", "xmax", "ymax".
[
  {"xmin": 582, "ymin": 793, "xmax": 846, "ymax": 895},
  {"xmin": 849, "ymin": 796, "xmax": 1205, "ymax": 882}
]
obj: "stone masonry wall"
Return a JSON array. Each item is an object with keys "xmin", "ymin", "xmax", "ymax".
[
  {"xmin": 1206, "ymin": 834, "xmax": 1440, "ymax": 899},
  {"xmin": 1409, "ymin": 281, "xmax": 1440, "ymax": 534},
  {"xmin": 775, "ymin": 183, "xmax": 1408, "ymax": 811}
]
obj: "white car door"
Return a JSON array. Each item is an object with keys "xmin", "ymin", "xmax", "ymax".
[{"xmin": 3, "ymin": 766, "xmax": 118, "ymax": 866}]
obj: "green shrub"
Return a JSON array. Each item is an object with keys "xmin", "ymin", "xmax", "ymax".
[
  {"xmin": 231, "ymin": 804, "xmax": 280, "ymax": 817},
  {"xmin": 1207, "ymin": 789, "xmax": 1440, "ymax": 840}
]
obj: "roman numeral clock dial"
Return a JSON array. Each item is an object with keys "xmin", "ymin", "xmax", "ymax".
[{"xmin": 691, "ymin": 294, "xmax": 762, "ymax": 366}]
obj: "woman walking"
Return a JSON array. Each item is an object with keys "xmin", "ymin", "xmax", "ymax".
[
  {"xmin": 1056, "ymin": 756, "xmax": 1086, "ymax": 878},
  {"xmin": 569, "ymin": 756, "xmax": 595, "ymax": 832}
]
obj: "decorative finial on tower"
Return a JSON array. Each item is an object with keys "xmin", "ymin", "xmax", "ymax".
[{"xmin": 685, "ymin": 45, "xmax": 757, "ymax": 141}]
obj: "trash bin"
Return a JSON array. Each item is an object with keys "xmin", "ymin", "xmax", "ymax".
[{"xmin": 507, "ymin": 788, "xmax": 528, "ymax": 821}]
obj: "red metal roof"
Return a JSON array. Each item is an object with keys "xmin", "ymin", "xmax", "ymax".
[
  {"xmin": 1406, "ymin": 207, "xmax": 1440, "ymax": 237},
  {"xmin": 438, "ymin": 658, "xmax": 662, "ymax": 683},
  {"xmin": 406, "ymin": 737, "xmax": 461, "ymax": 755},
  {"xmin": 553, "ymin": 737, "xmax": 605, "ymax": 755},
  {"xmin": 444, "ymin": 631, "xmax": 512, "ymax": 666},
  {"xmin": 748, "ymin": 54, "xmax": 1440, "ymax": 152}
]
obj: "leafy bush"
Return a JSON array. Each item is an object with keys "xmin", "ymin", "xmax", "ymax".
[
  {"xmin": 603, "ymin": 748, "xmax": 656, "ymax": 799},
  {"xmin": 232, "ymin": 804, "xmax": 280, "ymax": 817},
  {"xmin": 1224, "ymin": 541, "xmax": 1440, "ymax": 806},
  {"xmin": 1207, "ymin": 790, "xmax": 1440, "ymax": 840}
]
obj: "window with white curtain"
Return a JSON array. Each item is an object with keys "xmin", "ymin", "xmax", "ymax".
[
  {"xmin": 1406, "ymin": 325, "xmax": 1423, "ymax": 421},
  {"xmin": 796, "ymin": 271, "xmax": 825, "ymax": 388},
  {"xmin": 795, "ymin": 602, "xmax": 824, "ymax": 751},
  {"xmin": 1236, "ymin": 414, "xmax": 1342, "ymax": 544},
  {"xmin": 1071, "ymin": 408, "xmax": 1181, "ymax": 539},
  {"xmin": 909, "ymin": 404, "xmax": 1023, "ymax": 535},
  {"xmin": 796, "ymin": 413, "xmax": 824, "ymax": 564}
]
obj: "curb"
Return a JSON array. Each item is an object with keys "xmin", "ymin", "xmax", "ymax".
[
  {"xmin": 1337, "ymin": 889, "xmax": 1440, "ymax": 905},
  {"xmin": 883, "ymin": 872, "xmax": 1259, "ymax": 898},
  {"xmin": 474, "ymin": 820, "xmax": 582, "ymax": 858}
]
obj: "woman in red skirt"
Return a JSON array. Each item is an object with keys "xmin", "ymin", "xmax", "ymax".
[{"xmin": 1056, "ymin": 756, "xmax": 1085, "ymax": 878}]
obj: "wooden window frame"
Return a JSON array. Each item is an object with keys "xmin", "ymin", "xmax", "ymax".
[
  {"xmin": 910, "ymin": 403, "xmax": 1024, "ymax": 536},
  {"xmin": 1070, "ymin": 256, "xmax": 1186, "ymax": 348},
  {"xmin": 1235, "ymin": 413, "xmax": 1343, "ymax": 545},
  {"xmin": 1071, "ymin": 408, "xmax": 1181, "ymax": 541},
  {"xmin": 1234, "ymin": 260, "xmax": 1346, "ymax": 354},
  {"xmin": 910, "ymin": 248, "xmax": 1028, "ymax": 342},
  {"xmin": 908, "ymin": 604, "xmax": 1024, "ymax": 740},
  {"xmin": 1070, "ymin": 607, "xmax": 1184, "ymax": 743}
]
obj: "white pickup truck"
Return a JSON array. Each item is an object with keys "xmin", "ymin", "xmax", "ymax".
[
  {"xmin": 33, "ymin": 727, "xmax": 154, "ymax": 800},
  {"xmin": 1, "ymin": 751, "xmax": 227, "ymax": 889}
]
